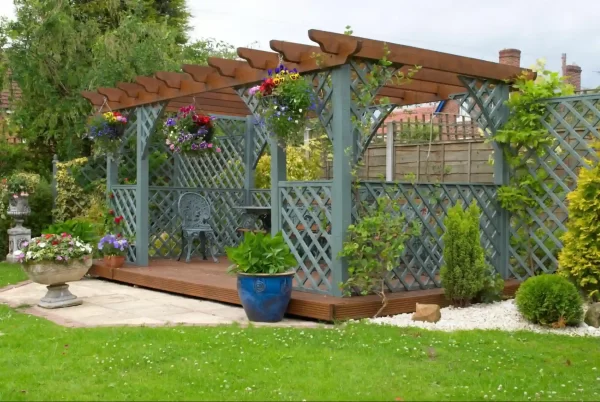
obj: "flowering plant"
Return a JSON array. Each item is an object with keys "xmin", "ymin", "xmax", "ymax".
[
  {"xmin": 88, "ymin": 111, "xmax": 129, "ymax": 155},
  {"xmin": 14, "ymin": 233, "xmax": 93, "ymax": 264},
  {"xmin": 98, "ymin": 208, "xmax": 131, "ymax": 256},
  {"xmin": 163, "ymin": 105, "xmax": 222, "ymax": 154},
  {"xmin": 250, "ymin": 64, "xmax": 315, "ymax": 145},
  {"xmin": 0, "ymin": 172, "xmax": 40, "ymax": 219}
]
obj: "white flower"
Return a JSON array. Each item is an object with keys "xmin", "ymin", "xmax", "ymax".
[
  {"xmin": 84, "ymin": 245, "xmax": 92, "ymax": 253},
  {"xmin": 13, "ymin": 250, "xmax": 24, "ymax": 257},
  {"xmin": 38, "ymin": 242, "xmax": 46, "ymax": 248},
  {"xmin": 295, "ymin": 120, "xmax": 298, "ymax": 124},
  {"xmin": 298, "ymin": 109, "xmax": 302, "ymax": 112},
  {"xmin": 75, "ymin": 241, "xmax": 83, "ymax": 247}
]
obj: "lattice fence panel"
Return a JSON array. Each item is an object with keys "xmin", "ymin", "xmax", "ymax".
[
  {"xmin": 507, "ymin": 94, "xmax": 600, "ymax": 279},
  {"xmin": 280, "ymin": 181, "xmax": 333, "ymax": 295},
  {"xmin": 111, "ymin": 185, "xmax": 137, "ymax": 262},
  {"xmin": 148, "ymin": 187, "xmax": 245, "ymax": 258},
  {"xmin": 175, "ymin": 135, "xmax": 245, "ymax": 189},
  {"xmin": 356, "ymin": 181, "xmax": 501, "ymax": 291},
  {"xmin": 250, "ymin": 190, "xmax": 271, "ymax": 207}
]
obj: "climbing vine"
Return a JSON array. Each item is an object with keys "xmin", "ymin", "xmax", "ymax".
[{"xmin": 491, "ymin": 60, "xmax": 574, "ymax": 276}]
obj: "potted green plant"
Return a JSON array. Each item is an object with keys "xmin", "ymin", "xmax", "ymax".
[
  {"xmin": 226, "ymin": 232, "xmax": 297, "ymax": 322},
  {"xmin": 14, "ymin": 233, "xmax": 93, "ymax": 308},
  {"xmin": 98, "ymin": 209, "xmax": 130, "ymax": 268}
]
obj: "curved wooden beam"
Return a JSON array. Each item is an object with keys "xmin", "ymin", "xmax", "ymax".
[
  {"xmin": 309, "ymin": 29, "xmax": 530, "ymax": 81},
  {"xmin": 207, "ymin": 58, "xmax": 264, "ymax": 83}
]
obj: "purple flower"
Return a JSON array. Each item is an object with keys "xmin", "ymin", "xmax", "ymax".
[
  {"xmin": 166, "ymin": 118, "xmax": 176, "ymax": 127},
  {"xmin": 248, "ymin": 85, "xmax": 260, "ymax": 96},
  {"xmin": 191, "ymin": 143, "xmax": 199, "ymax": 150},
  {"xmin": 22, "ymin": 241, "xmax": 28, "ymax": 247},
  {"xmin": 199, "ymin": 142, "xmax": 207, "ymax": 149}
]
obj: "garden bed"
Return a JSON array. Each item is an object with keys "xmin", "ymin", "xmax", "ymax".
[{"xmin": 369, "ymin": 299, "xmax": 600, "ymax": 337}]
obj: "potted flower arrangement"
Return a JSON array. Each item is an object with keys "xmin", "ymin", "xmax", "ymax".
[
  {"xmin": 163, "ymin": 105, "xmax": 222, "ymax": 155},
  {"xmin": 226, "ymin": 232, "xmax": 297, "ymax": 322},
  {"xmin": 98, "ymin": 209, "xmax": 130, "ymax": 268},
  {"xmin": 88, "ymin": 111, "xmax": 128, "ymax": 154},
  {"xmin": 14, "ymin": 233, "xmax": 93, "ymax": 309},
  {"xmin": 250, "ymin": 64, "xmax": 315, "ymax": 146}
]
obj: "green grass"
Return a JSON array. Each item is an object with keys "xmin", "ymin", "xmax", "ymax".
[
  {"xmin": 1, "ymin": 265, "xmax": 599, "ymax": 401},
  {"xmin": 0, "ymin": 262, "xmax": 28, "ymax": 287}
]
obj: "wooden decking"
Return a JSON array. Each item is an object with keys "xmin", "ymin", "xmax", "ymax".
[{"xmin": 89, "ymin": 259, "xmax": 520, "ymax": 322}]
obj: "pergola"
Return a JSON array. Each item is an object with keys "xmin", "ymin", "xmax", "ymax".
[{"xmin": 82, "ymin": 30, "xmax": 529, "ymax": 297}]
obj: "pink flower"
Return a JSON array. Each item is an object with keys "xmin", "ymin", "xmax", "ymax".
[
  {"xmin": 169, "ymin": 144, "xmax": 175, "ymax": 151},
  {"xmin": 248, "ymin": 85, "xmax": 261, "ymax": 96},
  {"xmin": 207, "ymin": 143, "xmax": 213, "ymax": 149},
  {"xmin": 12, "ymin": 194, "xmax": 18, "ymax": 199},
  {"xmin": 216, "ymin": 147, "xmax": 221, "ymax": 153}
]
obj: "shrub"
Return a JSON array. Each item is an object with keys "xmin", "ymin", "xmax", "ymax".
[
  {"xmin": 440, "ymin": 201, "xmax": 486, "ymax": 307},
  {"xmin": 475, "ymin": 271, "xmax": 505, "ymax": 304},
  {"xmin": 515, "ymin": 274, "xmax": 583, "ymax": 326},
  {"xmin": 558, "ymin": 156, "xmax": 600, "ymax": 301}
]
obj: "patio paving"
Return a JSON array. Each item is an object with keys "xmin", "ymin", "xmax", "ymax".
[{"xmin": 0, "ymin": 278, "xmax": 324, "ymax": 328}]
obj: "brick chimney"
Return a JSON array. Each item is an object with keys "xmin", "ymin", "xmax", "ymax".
[
  {"xmin": 564, "ymin": 64, "xmax": 582, "ymax": 91},
  {"xmin": 499, "ymin": 48, "xmax": 521, "ymax": 67}
]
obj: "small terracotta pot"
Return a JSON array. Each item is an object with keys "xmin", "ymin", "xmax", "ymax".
[{"xmin": 103, "ymin": 255, "xmax": 126, "ymax": 268}]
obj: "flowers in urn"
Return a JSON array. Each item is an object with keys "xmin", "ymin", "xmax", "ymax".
[
  {"xmin": 14, "ymin": 233, "xmax": 93, "ymax": 264},
  {"xmin": 250, "ymin": 64, "xmax": 315, "ymax": 145},
  {"xmin": 88, "ymin": 111, "xmax": 129, "ymax": 155},
  {"xmin": 0, "ymin": 172, "xmax": 39, "ymax": 219},
  {"xmin": 163, "ymin": 105, "xmax": 222, "ymax": 155}
]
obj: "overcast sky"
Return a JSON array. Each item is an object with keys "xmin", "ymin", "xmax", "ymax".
[{"xmin": 1, "ymin": 0, "xmax": 598, "ymax": 88}]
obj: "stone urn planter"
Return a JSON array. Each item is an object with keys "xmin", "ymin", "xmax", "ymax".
[
  {"xmin": 6, "ymin": 194, "xmax": 32, "ymax": 263},
  {"xmin": 22, "ymin": 255, "xmax": 92, "ymax": 308}
]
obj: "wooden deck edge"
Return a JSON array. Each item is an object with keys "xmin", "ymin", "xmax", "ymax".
[
  {"xmin": 89, "ymin": 263, "xmax": 521, "ymax": 322},
  {"xmin": 89, "ymin": 263, "xmax": 334, "ymax": 321}
]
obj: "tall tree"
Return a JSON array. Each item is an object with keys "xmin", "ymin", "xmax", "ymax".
[{"xmin": 0, "ymin": 0, "xmax": 236, "ymax": 172}]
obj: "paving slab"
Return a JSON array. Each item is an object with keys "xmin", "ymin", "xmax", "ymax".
[{"xmin": 0, "ymin": 278, "xmax": 324, "ymax": 328}]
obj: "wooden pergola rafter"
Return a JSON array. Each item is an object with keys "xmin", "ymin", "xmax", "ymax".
[{"xmin": 82, "ymin": 29, "xmax": 532, "ymax": 115}]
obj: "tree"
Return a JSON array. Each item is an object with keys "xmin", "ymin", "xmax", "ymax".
[{"xmin": 0, "ymin": 0, "xmax": 236, "ymax": 174}]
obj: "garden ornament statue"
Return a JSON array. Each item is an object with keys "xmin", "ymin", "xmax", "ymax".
[{"xmin": 6, "ymin": 193, "xmax": 31, "ymax": 263}]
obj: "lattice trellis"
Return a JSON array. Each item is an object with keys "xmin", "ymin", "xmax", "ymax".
[
  {"xmin": 250, "ymin": 189, "xmax": 271, "ymax": 207},
  {"xmin": 506, "ymin": 94, "xmax": 600, "ymax": 279},
  {"xmin": 280, "ymin": 182, "xmax": 333, "ymax": 294},
  {"xmin": 111, "ymin": 185, "xmax": 137, "ymax": 262},
  {"xmin": 349, "ymin": 60, "xmax": 398, "ymax": 158},
  {"xmin": 357, "ymin": 181, "xmax": 501, "ymax": 291},
  {"xmin": 236, "ymin": 88, "xmax": 269, "ymax": 167}
]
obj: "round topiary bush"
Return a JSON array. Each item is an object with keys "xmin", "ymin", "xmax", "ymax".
[{"xmin": 515, "ymin": 274, "xmax": 583, "ymax": 327}]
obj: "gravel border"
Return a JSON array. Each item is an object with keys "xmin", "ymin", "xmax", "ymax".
[{"xmin": 369, "ymin": 299, "xmax": 600, "ymax": 337}]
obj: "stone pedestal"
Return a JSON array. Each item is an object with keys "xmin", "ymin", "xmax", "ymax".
[
  {"xmin": 6, "ymin": 224, "xmax": 31, "ymax": 263},
  {"xmin": 38, "ymin": 283, "xmax": 83, "ymax": 309}
]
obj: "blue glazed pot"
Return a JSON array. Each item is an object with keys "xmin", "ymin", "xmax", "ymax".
[{"xmin": 237, "ymin": 271, "xmax": 294, "ymax": 323}]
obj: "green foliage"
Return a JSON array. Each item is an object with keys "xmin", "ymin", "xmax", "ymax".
[
  {"xmin": 42, "ymin": 218, "xmax": 102, "ymax": 246},
  {"xmin": 340, "ymin": 197, "xmax": 419, "ymax": 316},
  {"xmin": 255, "ymin": 137, "xmax": 325, "ymax": 189},
  {"xmin": 515, "ymin": 274, "xmax": 583, "ymax": 327},
  {"xmin": 475, "ymin": 272, "xmax": 505, "ymax": 304},
  {"xmin": 226, "ymin": 232, "xmax": 297, "ymax": 275},
  {"xmin": 491, "ymin": 60, "xmax": 574, "ymax": 276},
  {"xmin": 558, "ymin": 151, "xmax": 600, "ymax": 301},
  {"xmin": 440, "ymin": 202, "xmax": 486, "ymax": 307},
  {"xmin": 0, "ymin": 0, "xmax": 236, "ymax": 171},
  {"xmin": 0, "ymin": 142, "xmax": 36, "ymax": 179}
]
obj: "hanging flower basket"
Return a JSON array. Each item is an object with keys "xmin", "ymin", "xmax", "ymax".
[
  {"xmin": 163, "ymin": 105, "xmax": 222, "ymax": 155},
  {"xmin": 251, "ymin": 64, "xmax": 316, "ymax": 146},
  {"xmin": 88, "ymin": 111, "xmax": 128, "ymax": 155}
]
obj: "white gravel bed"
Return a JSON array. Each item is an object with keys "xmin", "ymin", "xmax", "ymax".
[{"xmin": 369, "ymin": 299, "xmax": 600, "ymax": 337}]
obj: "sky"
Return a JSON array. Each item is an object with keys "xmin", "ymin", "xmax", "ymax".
[{"xmin": 0, "ymin": 0, "xmax": 599, "ymax": 88}]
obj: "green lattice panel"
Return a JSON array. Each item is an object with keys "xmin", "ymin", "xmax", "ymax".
[
  {"xmin": 349, "ymin": 60, "xmax": 398, "ymax": 158},
  {"xmin": 111, "ymin": 185, "xmax": 137, "ymax": 263},
  {"xmin": 175, "ymin": 135, "xmax": 245, "ymax": 189},
  {"xmin": 305, "ymin": 69, "xmax": 334, "ymax": 141},
  {"xmin": 507, "ymin": 94, "xmax": 600, "ymax": 279},
  {"xmin": 148, "ymin": 187, "xmax": 245, "ymax": 258},
  {"xmin": 356, "ymin": 181, "xmax": 501, "ymax": 291},
  {"xmin": 280, "ymin": 182, "xmax": 333, "ymax": 295},
  {"xmin": 236, "ymin": 87, "xmax": 269, "ymax": 166},
  {"xmin": 250, "ymin": 190, "xmax": 271, "ymax": 207}
]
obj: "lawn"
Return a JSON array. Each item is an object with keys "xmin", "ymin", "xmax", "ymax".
[
  {"xmin": 1, "ymin": 263, "xmax": 599, "ymax": 401},
  {"xmin": 0, "ymin": 262, "xmax": 28, "ymax": 287}
]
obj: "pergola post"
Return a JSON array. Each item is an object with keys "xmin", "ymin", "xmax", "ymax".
[
  {"xmin": 330, "ymin": 64, "xmax": 354, "ymax": 296},
  {"xmin": 270, "ymin": 138, "xmax": 286, "ymax": 236},
  {"xmin": 134, "ymin": 104, "xmax": 165, "ymax": 266},
  {"xmin": 244, "ymin": 115, "xmax": 255, "ymax": 205},
  {"xmin": 106, "ymin": 155, "xmax": 118, "ymax": 196}
]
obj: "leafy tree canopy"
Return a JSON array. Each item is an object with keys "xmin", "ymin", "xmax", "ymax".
[{"xmin": 0, "ymin": 0, "xmax": 237, "ymax": 172}]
